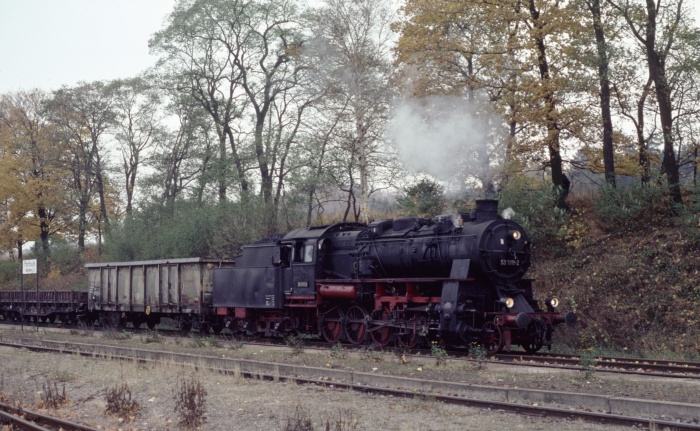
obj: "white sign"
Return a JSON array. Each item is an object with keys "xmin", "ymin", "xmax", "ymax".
[{"xmin": 22, "ymin": 259, "xmax": 37, "ymax": 275}]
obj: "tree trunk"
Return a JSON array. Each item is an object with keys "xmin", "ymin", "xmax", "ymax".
[
  {"xmin": 38, "ymin": 205, "xmax": 50, "ymax": 255},
  {"xmin": 528, "ymin": 0, "xmax": 568, "ymax": 210},
  {"xmin": 588, "ymin": 0, "xmax": 616, "ymax": 187},
  {"xmin": 637, "ymin": 78, "xmax": 652, "ymax": 185},
  {"xmin": 645, "ymin": 0, "xmax": 682, "ymax": 205}
]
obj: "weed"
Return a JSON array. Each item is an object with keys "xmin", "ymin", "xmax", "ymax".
[
  {"xmin": 144, "ymin": 331, "xmax": 164, "ymax": 344},
  {"xmin": 285, "ymin": 334, "xmax": 305, "ymax": 355},
  {"xmin": 579, "ymin": 350, "xmax": 597, "ymax": 380},
  {"xmin": 360, "ymin": 347, "xmax": 383, "ymax": 363},
  {"xmin": 406, "ymin": 393, "xmax": 439, "ymax": 413},
  {"xmin": 431, "ymin": 343, "xmax": 448, "ymax": 367},
  {"xmin": 228, "ymin": 340, "xmax": 244, "ymax": 350},
  {"xmin": 104, "ymin": 383, "xmax": 140, "ymax": 421},
  {"xmin": 104, "ymin": 329, "xmax": 132, "ymax": 340},
  {"xmin": 41, "ymin": 380, "xmax": 67, "ymax": 409},
  {"xmin": 207, "ymin": 337, "xmax": 223, "ymax": 348},
  {"xmin": 468, "ymin": 343, "xmax": 487, "ymax": 370},
  {"xmin": 77, "ymin": 321, "xmax": 93, "ymax": 336},
  {"xmin": 282, "ymin": 406, "xmax": 314, "ymax": 431},
  {"xmin": 395, "ymin": 349, "xmax": 410, "ymax": 365},
  {"xmin": 323, "ymin": 410, "xmax": 358, "ymax": 431},
  {"xmin": 189, "ymin": 336, "xmax": 206, "ymax": 348},
  {"xmin": 173, "ymin": 377, "xmax": 207, "ymax": 428},
  {"xmin": 330, "ymin": 342, "xmax": 347, "ymax": 359}
]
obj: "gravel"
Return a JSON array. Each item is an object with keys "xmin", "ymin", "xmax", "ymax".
[{"xmin": 0, "ymin": 327, "xmax": 680, "ymax": 431}]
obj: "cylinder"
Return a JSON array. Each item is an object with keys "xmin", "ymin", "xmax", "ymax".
[{"xmin": 317, "ymin": 284, "xmax": 357, "ymax": 300}]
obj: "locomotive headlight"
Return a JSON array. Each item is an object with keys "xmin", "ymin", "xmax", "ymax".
[
  {"xmin": 501, "ymin": 297, "xmax": 515, "ymax": 309},
  {"xmin": 545, "ymin": 297, "xmax": 559, "ymax": 309},
  {"xmin": 511, "ymin": 230, "xmax": 522, "ymax": 240}
]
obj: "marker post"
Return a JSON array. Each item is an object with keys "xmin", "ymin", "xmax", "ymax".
[{"xmin": 22, "ymin": 259, "xmax": 38, "ymax": 331}]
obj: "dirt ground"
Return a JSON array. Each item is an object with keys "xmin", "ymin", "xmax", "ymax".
[{"xmin": 0, "ymin": 327, "xmax": 692, "ymax": 431}]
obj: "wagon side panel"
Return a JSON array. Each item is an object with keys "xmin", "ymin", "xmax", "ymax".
[
  {"xmin": 146, "ymin": 265, "xmax": 160, "ymax": 312},
  {"xmin": 131, "ymin": 265, "xmax": 145, "ymax": 311}
]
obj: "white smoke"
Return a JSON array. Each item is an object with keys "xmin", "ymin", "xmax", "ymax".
[
  {"xmin": 386, "ymin": 95, "xmax": 494, "ymax": 184},
  {"xmin": 501, "ymin": 207, "xmax": 515, "ymax": 220}
]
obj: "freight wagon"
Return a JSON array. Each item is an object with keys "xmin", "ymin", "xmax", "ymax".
[
  {"xmin": 0, "ymin": 290, "xmax": 87, "ymax": 324},
  {"xmin": 85, "ymin": 258, "xmax": 234, "ymax": 332}
]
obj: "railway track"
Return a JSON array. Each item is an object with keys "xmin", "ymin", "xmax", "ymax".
[
  {"xmin": 2, "ymin": 335, "xmax": 700, "ymax": 430},
  {"xmin": 492, "ymin": 351, "xmax": 700, "ymax": 379},
  {"xmin": 0, "ymin": 401, "xmax": 101, "ymax": 431},
  {"xmin": 244, "ymin": 337, "xmax": 700, "ymax": 380},
  {"xmin": 5, "ymin": 320, "xmax": 700, "ymax": 380}
]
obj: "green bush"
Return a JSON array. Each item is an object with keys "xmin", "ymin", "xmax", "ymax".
[
  {"xmin": 396, "ymin": 178, "xmax": 445, "ymax": 218},
  {"xmin": 105, "ymin": 198, "xmax": 271, "ymax": 260},
  {"xmin": 0, "ymin": 261, "xmax": 19, "ymax": 288},
  {"xmin": 499, "ymin": 177, "xmax": 568, "ymax": 256},
  {"xmin": 593, "ymin": 183, "xmax": 670, "ymax": 233}
]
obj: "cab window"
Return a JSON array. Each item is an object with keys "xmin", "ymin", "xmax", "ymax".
[{"xmin": 294, "ymin": 242, "xmax": 314, "ymax": 263}]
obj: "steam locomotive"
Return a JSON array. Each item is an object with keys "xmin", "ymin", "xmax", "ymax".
[
  {"xmin": 211, "ymin": 199, "xmax": 575, "ymax": 353},
  {"xmin": 0, "ymin": 199, "xmax": 575, "ymax": 354}
]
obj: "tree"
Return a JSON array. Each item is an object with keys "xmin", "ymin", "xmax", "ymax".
[
  {"xmin": 396, "ymin": 178, "xmax": 445, "ymax": 218},
  {"xmin": 578, "ymin": 0, "xmax": 617, "ymax": 186},
  {"xmin": 392, "ymin": 0, "xmax": 509, "ymax": 194},
  {"xmin": 108, "ymin": 77, "xmax": 165, "ymax": 214},
  {"xmin": 150, "ymin": 0, "xmax": 248, "ymax": 201},
  {"xmin": 46, "ymin": 81, "xmax": 116, "ymax": 250},
  {"xmin": 607, "ymin": 0, "xmax": 687, "ymax": 206},
  {"xmin": 393, "ymin": 0, "xmax": 592, "ymax": 209},
  {"xmin": 0, "ymin": 90, "xmax": 69, "ymax": 257},
  {"xmin": 305, "ymin": 0, "xmax": 396, "ymax": 223},
  {"xmin": 151, "ymin": 0, "xmax": 315, "ymax": 233}
]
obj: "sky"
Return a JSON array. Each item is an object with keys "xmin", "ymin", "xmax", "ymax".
[
  {"xmin": 0, "ymin": 1, "xmax": 698, "ymax": 95},
  {"xmin": 0, "ymin": 0, "xmax": 175, "ymax": 93}
]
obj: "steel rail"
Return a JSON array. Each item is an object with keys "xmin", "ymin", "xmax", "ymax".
[
  {"xmin": 2, "ymin": 338, "xmax": 700, "ymax": 430},
  {"xmin": 4, "ymin": 321, "xmax": 700, "ymax": 379},
  {"xmin": 308, "ymin": 380, "xmax": 700, "ymax": 431},
  {"xmin": 494, "ymin": 352, "xmax": 700, "ymax": 378},
  {"xmin": 0, "ymin": 401, "xmax": 102, "ymax": 431},
  {"xmin": 0, "ymin": 408, "xmax": 52, "ymax": 431}
]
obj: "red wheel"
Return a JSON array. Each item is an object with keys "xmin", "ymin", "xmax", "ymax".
[
  {"xmin": 320, "ymin": 306, "xmax": 344, "ymax": 343},
  {"xmin": 345, "ymin": 306, "xmax": 368, "ymax": 345},
  {"xmin": 369, "ymin": 310, "xmax": 393, "ymax": 347},
  {"xmin": 482, "ymin": 321, "xmax": 504, "ymax": 355}
]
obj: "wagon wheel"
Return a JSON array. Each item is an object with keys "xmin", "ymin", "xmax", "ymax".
[
  {"xmin": 522, "ymin": 318, "xmax": 546, "ymax": 354},
  {"xmin": 345, "ymin": 306, "xmax": 368, "ymax": 345},
  {"xmin": 320, "ymin": 306, "xmax": 344, "ymax": 343},
  {"xmin": 146, "ymin": 319, "xmax": 157, "ymax": 330},
  {"xmin": 369, "ymin": 310, "xmax": 394, "ymax": 347},
  {"xmin": 48, "ymin": 315, "xmax": 56, "ymax": 324},
  {"xmin": 482, "ymin": 321, "xmax": 504, "ymax": 355},
  {"xmin": 397, "ymin": 331, "xmax": 421, "ymax": 349},
  {"xmin": 211, "ymin": 323, "xmax": 224, "ymax": 335},
  {"xmin": 396, "ymin": 316, "xmax": 421, "ymax": 349}
]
